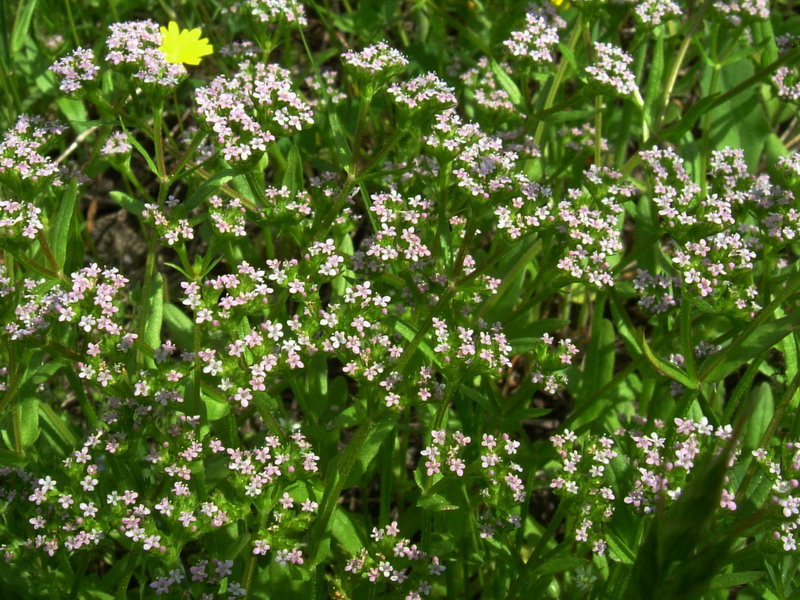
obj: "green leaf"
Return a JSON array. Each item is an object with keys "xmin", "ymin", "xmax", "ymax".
[
  {"xmin": 490, "ymin": 58, "xmax": 522, "ymax": 107},
  {"xmin": 703, "ymin": 59, "xmax": 771, "ymax": 168},
  {"xmin": 282, "ymin": 145, "xmax": 304, "ymax": 195},
  {"xmin": 203, "ymin": 392, "xmax": 230, "ymax": 421},
  {"xmin": 579, "ymin": 316, "xmax": 615, "ymax": 404},
  {"xmin": 18, "ymin": 396, "xmax": 40, "ymax": 449},
  {"xmin": 331, "ymin": 506, "xmax": 367, "ymax": 554},
  {"xmin": 109, "ymin": 190, "xmax": 145, "ymax": 216},
  {"xmin": 417, "ymin": 492, "xmax": 460, "ymax": 511},
  {"xmin": 640, "ymin": 331, "xmax": 698, "ymax": 389},
  {"xmin": 394, "ymin": 320, "xmax": 443, "ymax": 369},
  {"xmin": 38, "ymin": 401, "xmax": 77, "ymax": 449},
  {"xmin": 327, "ymin": 111, "xmax": 351, "ymax": 170},
  {"xmin": 163, "ymin": 303, "xmax": 194, "ymax": 351},
  {"xmin": 744, "ymin": 382, "xmax": 773, "ymax": 449},
  {"xmin": 142, "ymin": 273, "xmax": 163, "ymax": 352},
  {"xmin": 121, "ymin": 123, "xmax": 160, "ymax": 178},
  {"xmin": 185, "ymin": 169, "xmax": 236, "ymax": 211},
  {"xmin": 308, "ymin": 414, "xmax": 398, "ymax": 565},
  {"xmin": 700, "ymin": 311, "xmax": 800, "ymax": 383},
  {"xmin": 50, "ymin": 178, "xmax": 78, "ymax": 271},
  {"xmin": 56, "ymin": 97, "xmax": 89, "ymax": 133},
  {"xmin": 0, "ymin": 449, "xmax": 28, "ymax": 467},
  {"xmin": 531, "ymin": 557, "xmax": 587, "ymax": 576},
  {"xmin": 709, "ymin": 571, "xmax": 765, "ymax": 589},
  {"xmin": 11, "ymin": 0, "xmax": 38, "ymax": 54},
  {"xmin": 606, "ymin": 532, "xmax": 635, "ymax": 565}
]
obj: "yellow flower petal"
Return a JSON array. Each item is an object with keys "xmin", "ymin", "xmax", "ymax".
[{"xmin": 158, "ymin": 20, "xmax": 213, "ymax": 66}]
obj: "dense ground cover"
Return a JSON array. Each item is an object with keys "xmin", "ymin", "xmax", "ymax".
[{"xmin": 1, "ymin": 0, "xmax": 800, "ymax": 598}]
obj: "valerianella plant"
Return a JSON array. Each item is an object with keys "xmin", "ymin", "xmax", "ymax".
[{"xmin": 4, "ymin": 1, "xmax": 800, "ymax": 599}]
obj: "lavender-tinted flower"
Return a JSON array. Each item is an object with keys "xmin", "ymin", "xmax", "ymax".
[
  {"xmin": 424, "ymin": 112, "xmax": 526, "ymax": 202},
  {"xmin": 208, "ymin": 195, "xmax": 247, "ymax": 237},
  {"xmin": 101, "ymin": 131, "xmax": 132, "ymax": 156},
  {"xmin": 634, "ymin": 0, "xmax": 682, "ymax": 26},
  {"xmin": 460, "ymin": 57, "xmax": 517, "ymax": 114},
  {"xmin": 553, "ymin": 166, "xmax": 634, "ymax": 288},
  {"xmin": 503, "ymin": 12, "xmax": 559, "ymax": 63},
  {"xmin": 0, "ymin": 114, "xmax": 66, "ymax": 187},
  {"xmin": 219, "ymin": 40, "xmax": 260, "ymax": 60},
  {"xmin": 142, "ymin": 197, "xmax": 194, "ymax": 246},
  {"xmin": 494, "ymin": 180, "xmax": 554, "ymax": 240},
  {"xmin": 586, "ymin": 43, "xmax": 640, "ymax": 98},
  {"xmin": 558, "ymin": 122, "xmax": 608, "ymax": 154},
  {"xmin": 772, "ymin": 66, "xmax": 800, "ymax": 104},
  {"xmin": 388, "ymin": 73, "xmax": 457, "ymax": 118},
  {"xmin": 713, "ymin": 0, "xmax": 769, "ymax": 24},
  {"xmin": 229, "ymin": 0, "xmax": 308, "ymax": 26},
  {"xmin": 105, "ymin": 20, "xmax": 186, "ymax": 89},
  {"xmin": 633, "ymin": 269, "xmax": 680, "ymax": 315},
  {"xmin": 640, "ymin": 145, "xmax": 700, "ymax": 228},
  {"xmin": 195, "ymin": 61, "xmax": 313, "ymax": 162},
  {"xmin": 49, "ymin": 47, "xmax": 99, "ymax": 95},
  {"xmin": 303, "ymin": 70, "xmax": 347, "ymax": 108},
  {"xmin": 0, "ymin": 200, "xmax": 44, "ymax": 241},
  {"xmin": 343, "ymin": 41, "xmax": 408, "ymax": 76}
]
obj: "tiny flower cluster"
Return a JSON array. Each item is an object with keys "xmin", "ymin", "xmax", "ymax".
[
  {"xmin": 49, "ymin": 47, "xmax": 99, "ymax": 95},
  {"xmin": 633, "ymin": 0, "xmax": 682, "ymax": 26},
  {"xmin": 586, "ymin": 43, "xmax": 639, "ymax": 98},
  {"xmin": 503, "ymin": 12, "xmax": 559, "ymax": 63},
  {"xmin": 105, "ymin": 20, "xmax": 186, "ymax": 89},
  {"xmin": 0, "ymin": 199, "xmax": 43, "ymax": 242},
  {"xmin": 0, "ymin": 114, "xmax": 65, "ymax": 187},
  {"xmin": 195, "ymin": 61, "xmax": 314, "ymax": 162},
  {"xmin": 550, "ymin": 416, "xmax": 738, "ymax": 557}
]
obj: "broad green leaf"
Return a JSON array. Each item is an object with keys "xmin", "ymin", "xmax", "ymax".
[
  {"xmin": 531, "ymin": 558, "xmax": 588, "ymax": 576},
  {"xmin": 0, "ymin": 449, "xmax": 28, "ymax": 467},
  {"xmin": 640, "ymin": 331, "xmax": 698, "ymax": 389},
  {"xmin": 185, "ymin": 169, "xmax": 236, "ymax": 211},
  {"xmin": 744, "ymin": 382, "xmax": 773, "ymax": 449},
  {"xmin": 18, "ymin": 396, "xmax": 40, "ymax": 449},
  {"xmin": 203, "ymin": 393, "xmax": 230, "ymax": 421},
  {"xmin": 703, "ymin": 59, "xmax": 771, "ymax": 168},
  {"xmin": 282, "ymin": 144, "xmax": 304, "ymax": 195},
  {"xmin": 709, "ymin": 571, "xmax": 765, "ymax": 589},
  {"xmin": 394, "ymin": 320, "xmax": 443, "ymax": 369},
  {"xmin": 327, "ymin": 111, "xmax": 351, "ymax": 170},
  {"xmin": 579, "ymin": 316, "xmax": 615, "ymax": 404},
  {"xmin": 11, "ymin": 0, "xmax": 38, "ymax": 54},
  {"xmin": 163, "ymin": 303, "xmax": 194, "ymax": 351},
  {"xmin": 490, "ymin": 58, "xmax": 522, "ymax": 107},
  {"xmin": 700, "ymin": 311, "xmax": 800, "ymax": 383},
  {"xmin": 56, "ymin": 97, "xmax": 89, "ymax": 133},
  {"xmin": 109, "ymin": 190, "xmax": 145, "ymax": 216},
  {"xmin": 142, "ymin": 273, "xmax": 163, "ymax": 352},
  {"xmin": 50, "ymin": 178, "xmax": 79, "ymax": 272},
  {"xmin": 331, "ymin": 506, "xmax": 366, "ymax": 554}
]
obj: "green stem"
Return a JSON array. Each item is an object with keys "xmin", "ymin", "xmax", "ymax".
[
  {"xmin": 654, "ymin": 0, "xmax": 713, "ymax": 130},
  {"xmin": 594, "ymin": 94, "xmax": 603, "ymax": 165},
  {"xmin": 114, "ymin": 547, "xmax": 141, "ymax": 600},
  {"xmin": 533, "ymin": 14, "xmax": 583, "ymax": 148},
  {"xmin": 350, "ymin": 92, "xmax": 373, "ymax": 176},
  {"xmin": 169, "ymin": 129, "xmax": 206, "ymax": 183},
  {"xmin": 152, "ymin": 98, "xmax": 167, "ymax": 183},
  {"xmin": 63, "ymin": 0, "xmax": 79, "ymax": 46},
  {"xmin": 35, "ymin": 230, "xmax": 62, "ymax": 276}
]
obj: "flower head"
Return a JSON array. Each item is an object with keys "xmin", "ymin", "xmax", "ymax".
[{"xmin": 158, "ymin": 21, "xmax": 213, "ymax": 65}]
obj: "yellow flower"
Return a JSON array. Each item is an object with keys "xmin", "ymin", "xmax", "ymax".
[
  {"xmin": 551, "ymin": 0, "xmax": 571, "ymax": 6},
  {"xmin": 158, "ymin": 21, "xmax": 213, "ymax": 66}
]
